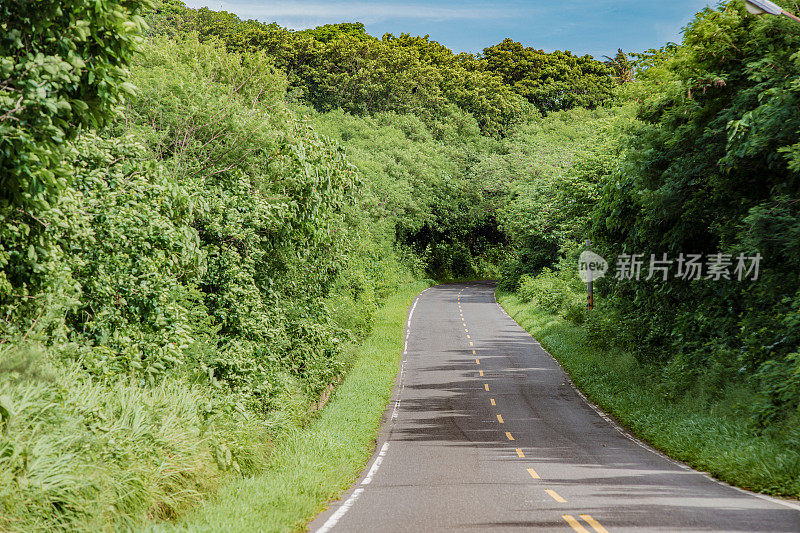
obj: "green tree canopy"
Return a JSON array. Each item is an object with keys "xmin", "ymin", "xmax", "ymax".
[{"xmin": 481, "ymin": 38, "xmax": 615, "ymax": 112}]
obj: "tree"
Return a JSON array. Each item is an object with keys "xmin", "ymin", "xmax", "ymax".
[
  {"xmin": 481, "ymin": 38, "xmax": 615, "ymax": 112},
  {"xmin": 604, "ymin": 48, "xmax": 634, "ymax": 84}
]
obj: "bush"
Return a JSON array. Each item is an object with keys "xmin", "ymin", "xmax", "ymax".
[{"xmin": 516, "ymin": 269, "xmax": 570, "ymax": 314}]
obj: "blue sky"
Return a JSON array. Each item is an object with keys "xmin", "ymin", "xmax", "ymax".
[{"xmin": 182, "ymin": 0, "xmax": 716, "ymax": 58}]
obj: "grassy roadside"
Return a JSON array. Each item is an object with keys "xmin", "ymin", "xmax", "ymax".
[
  {"xmin": 497, "ymin": 291, "xmax": 800, "ymax": 499},
  {"xmin": 160, "ymin": 280, "xmax": 431, "ymax": 532}
]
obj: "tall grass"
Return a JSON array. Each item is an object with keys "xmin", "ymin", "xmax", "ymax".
[
  {"xmin": 0, "ymin": 345, "xmax": 271, "ymax": 531},
  {"xmin": 167, "ymin": 280, "xmax": 431, "ymax": 532},
  {"xmin": 498, "ymin": 291, "xmax": 800, "ymax": 498}
]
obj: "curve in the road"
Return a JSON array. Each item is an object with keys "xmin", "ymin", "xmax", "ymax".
[{"xmin": 310, "ymin": 283, "xmax": 800, "ymax": 532}]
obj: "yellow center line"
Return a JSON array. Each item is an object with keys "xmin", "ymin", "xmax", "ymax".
[
  {"xmin": 580, "ymin": 515, "xmax": 609, "ymax": 533},
  {"xmin": 516, "ymin": 448, "xmax": 525, "ymax": 458},
  {"xmin": 497, "ymin": 414, "xmax": 504, "ymax": 423},
  {"xmin": 466, "ymin": 334, "xmax": 471, "ymax": 339},
  {"xmin": 472, "ymin": 349, "xmax": 476, "ymax": 354},
  {"xmin": 545, "ymin": 489, "xmax": 567, "ymax": 503},
  {"xmin": 469, "ymin": 341, "xmax": 474, "ymax": 346},
  {"xmin": 505, "ymin": 431, "xmax": 514, "ymax": 441},
  {"xmin": 526, "ymin": 467, "xmax": 540, "ymax": 479},
  {"xmin": 484, "ymin": 383, "xmax": 490, "ymax": 391},
  {"xmin": 490, "ymin": 398, "xmax": 495, "ymax": 406},
  {"xmin": 475, "ymin": 358, "xmax": 480, "ymax": 364},
  {"xmin": 479, "ymin": 370, "xmax": 484, "ymax": 376},
  {"xmin": 562, "ymin": 515, "xmax": 590, "ymax": 533},
  {"xmin": 464, "ymin": 328, "xmax": 469, "ymax": 333}
]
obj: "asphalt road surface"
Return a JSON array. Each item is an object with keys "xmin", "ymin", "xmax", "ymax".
[{"xmin": 309, "ymin": 283, "xmax": 800, "ymax": 532}]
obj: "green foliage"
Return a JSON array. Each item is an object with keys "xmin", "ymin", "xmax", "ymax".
[
  {"xmin": 0, "ymin": 344, "xmax": 272, "ymax": 531},
  {"xmin": 6, "ymin": 0, "xmax": 800, "ymax": 526},
  {"xmin": 145, "ymin": 1, "xmax": 526, "ymax": 136},
  {"xmin": 488, "ymin": 106, "xmax": 634, "ymax": 289},
  {"xmin": 0, "ymin": 0, "xmax": 150, "ymax": 339},
  {"xmin": 604, "ymin": 48, "xmax": 635, "ymax": 84},
  {"xmin": 175, "ymin": 281, "xmax": 431, "ymax": 532},
  {"xmin": 0, "ymin": 20, "xmax": 414, "ymax": 530},
  {"xmin": 589, "ymin": 0, "xmax": 800, "ymax": 423},
  {"xmin": 299, "ymin": 105, "xmax": 505, "ymax": 279},
  {"xmin": 481, "ymin": 38, "xmax": 616, "ymax": 113}
]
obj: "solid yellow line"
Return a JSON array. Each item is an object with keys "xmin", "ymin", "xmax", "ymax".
[
  {"xmin": 484, "ymin": 383, "xmax": 490, "ymax": 391},
  {"xmin": 562, "ymin": 515, "xmax": 590, "ymax": 533},
  {"xmin": 497, "ymin": 414, "xmax": 504, "ymax": 423},
  {"xmin": 516, "ymin": 448, "xmax": 525, "ymax": 458},
  {"xmin": 475, "ymin": 358, "xmax": 480, "ymax": 364},
  {"xmin": 479, "ymin": 370, "xmax": 484, "ymax": 377},
  {"xmin": 545, "ymin": 489, "xmax": 567, "ymax": 503},
  {"xmin": 505, "ymin": 431, "xmax": 514, "ymax": 441},
  {"xmin": 526, "ymin": 467, "xmax": 540, "ymax": 479},
  {"xmin": 580, "ymin": 515, "xmax": 609, "ymax": 533},
  {"xmin": 490, "ymin": 398, "xmax": 495, "ymax": 406}
]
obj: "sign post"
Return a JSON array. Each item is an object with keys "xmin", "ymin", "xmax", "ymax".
[{"xmin": 586, "ymin": 239, "xmax": 594, "ymax": 310}]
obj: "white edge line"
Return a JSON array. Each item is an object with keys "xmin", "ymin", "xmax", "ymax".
[
  {"xmin": 492, "ymin": 294, "xmax": 800, "ymax": 513},
  {"xmin": 316, "ymin": 488, "xmax": 364, "ymax": 533},
  {"xmin": 362, "ymin": 442, "xmax": 389, "ymax": 484}
]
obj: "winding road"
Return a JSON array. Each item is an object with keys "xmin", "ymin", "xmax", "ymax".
[{"xmin": 309, "ymin": 283, "xmax": 800, "ymax": 532}]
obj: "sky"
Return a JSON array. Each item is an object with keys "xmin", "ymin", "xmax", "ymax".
[{"xmin": 181, "ymin": 0, "xmax": 716, "ymax": 59}]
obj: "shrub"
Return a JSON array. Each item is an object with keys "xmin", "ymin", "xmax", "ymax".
[{"xmin": 516, "ymin": 269, "xmax": 570, "ymax": 314}]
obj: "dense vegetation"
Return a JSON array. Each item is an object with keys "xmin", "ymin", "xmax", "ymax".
[
  {"xmin": 498, "ymin": 1, "xmax": 800, "ymax": 495},
  {"xmin": 2, "ymin": 0, "xmax": 800, "ymax": 529}
]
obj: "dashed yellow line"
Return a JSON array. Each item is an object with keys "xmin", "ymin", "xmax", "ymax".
[
  {"xmin": 526, "ymin": 467, "xmax": 540, "ymax": 479},
  {"xmin": 464, "ymin": 328, "xmax": 469, "ymax": 333},
  {"xmin": 479, "ymin": 370, "xmax": 484, "ymax": 377},
  {"xmin": 580, "ymin": 515, "xmax": 608, "ymax": 533},
  {"xmin": 469, "ymin": 341, "xmax": 474, "ymax": 347},
  {"xmin": 497, "ymin": 414, "xmax": 504, "ymax": 423},
  {"xmin": 472, "ymin": 349, "xmax": 476, "ymax": 355},
  {"xmin": 515, "ymin": 448, "xmax": 525, "ymax": 458},
  {"xmin": 490, "ymin": 398, "xmax": 495, "ymax": 406},
  {"xmin": 545, "ymin": 489, "xmax": 567, "ymax": 503},
  {"xmin": 475, "ymin": 358, "xmax": 480, "ymax": 364},
  {"xmin": 562, "ymin": 515, "xmax": 590, "ymax": 533},
  {"xmin": 484, "ymin": 383, "xmax": 490, "ymax": 391},
  {"xmin": 505, "ymin": 431, "xmax": 514, "ymax": 441},
  {"xmin": 466, "ymin": 334, "xmax": 471, "ymax": 339}
]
